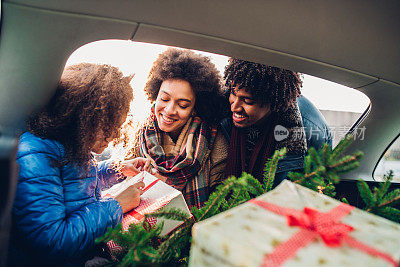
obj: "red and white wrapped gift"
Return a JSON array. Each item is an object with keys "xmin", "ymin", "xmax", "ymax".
[
  {"xmin": 189, "ymin": 180, "xmax": 400, "ymax": 267},
  {"xmin": 102, "ymin": 171, "xmax": 191, "ymax": 253}
]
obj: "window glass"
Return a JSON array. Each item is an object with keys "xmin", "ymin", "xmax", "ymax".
[
  {"xmin": 66, "ymin": 40, "xmax": 371, "ymax": 153},
  {"xmin": 301, "ymin": 76, "xmax": 370, "ymax": 147},
  {"xmin": 374, "ymin": 137, "xmax": 400, "ymax": 182}
]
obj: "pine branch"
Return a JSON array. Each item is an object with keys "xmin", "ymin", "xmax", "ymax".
[
  {"xmin": 156, "ymin": 223, "xmax": 192, "ymax": 262},
  {"xmin": 331, "ymin": 134, "xmax": 353, "ymax": 160},
  {"xmin": 245, "ymin": 173, "xmax": 265, "ymax": 196},
  {"xmin": 289, "ymin": 135, "xmax": 363, "ymax": 197},
  {"xmin": 375, "ymin": 207, "xmax": 400, "ymax": 223},
  {"xmin": 144, "ymin": 207, "xmax": 191, "ymax": 222},
  {"xmin": 263, "ymin": 148, "xmax": 287, "ymax": 192},
  {"xmin": 357, "ymin": 180, "xmax": 375, "ymax": 209},
  {"xmin": 378, "ymin": 190, "xmax": 400, "ymax": 208},
  {"xmin": 226, "ymin": 188, "xmax": 243, "ymax": 210},
  {"xmin": 196, "ymin": 177, "xmax": 239, "ymax": 221},
  {"xmin": 377, "ymin": 170, "xmax": 394, "ymax": 201},
  {"xmin": 356, "ymin": 171, "xmax": 400, "ymax": 223}
]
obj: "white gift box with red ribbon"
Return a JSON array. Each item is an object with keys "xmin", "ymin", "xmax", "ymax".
[
  {"xmin": 189, "ymin": 180, "xmax": 400, "ymax": 267},
  {"xmin": 102, "ymin": 171, "xmax": 191, "ymax": 252}
]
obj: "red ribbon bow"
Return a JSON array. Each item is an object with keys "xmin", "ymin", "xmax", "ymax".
[
  {"xmin": 287, "ymin": 206, "xmax": 354, "ymax": 247},
  {"xmin": 249, "ymin": 199, "xmax": 397, "ymax": 267}
]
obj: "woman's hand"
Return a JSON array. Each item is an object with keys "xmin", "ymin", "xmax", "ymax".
[
  {"xmin": 120, "ymin": 157, "xmax": 152, "ymax": 177},
  {"xmin": 114, "ymin": 181, "xmax": 145, "ymax": 213},
  {"xmin": 152, "ymin": 171, "xmax": 168, "ymax": 183}
]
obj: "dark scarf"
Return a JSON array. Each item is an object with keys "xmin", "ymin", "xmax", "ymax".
[{"xmin": 224, "ymin": 115, "xmax": 275, "ymax": 182}]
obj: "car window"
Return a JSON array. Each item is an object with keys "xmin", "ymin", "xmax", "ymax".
[
  {"xmin": 66, "ymin": 40, "xmax": 371, "ymax": 150},
  {"xmin": 374, "ymin": 136, "xmax": 400, "ymax": 182}
]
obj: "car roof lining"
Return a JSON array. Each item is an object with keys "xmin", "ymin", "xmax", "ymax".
[{"xmin": 6, "ymin": 0, "xmax": 400, "ymax": 84}]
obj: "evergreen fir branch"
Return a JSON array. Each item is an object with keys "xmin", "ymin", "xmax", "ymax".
[
  {"xmin": 287, "ymin": 171, "xmax": 304, "ymax": 183},
  {"xmin": 196, "ymin": 177, "xmax": 237, "ymax": 221},
  {"xmin": 96, "ymin": 224, "xmax": 122, "ymax": 244},
  {"xmin": 357, "ymin": 180, "xmax": 374, "ymax": 209},
  {"xmin": 197, "ymin": 175, "xmax": 252, "ymax": 221},
  {"xmin": 144, "ymin": 207, "xmax": 191, "ymax": 222},
  {"xmin": 245, "ymin": 173, "xmax": 265, "ymax": 195},
  {"xmin": 304, "ymin": 155, "xmax": 312, "ymax": 174},
  {"xmin": 378, "ymin": 190, "xmax": 400, "ymax": 208},
  {"xmin": 263, "ymin": 147, "xmax": 287, "ymax": 192},
  {"xmin": 219, "ymin": 198, "xmax": 229, "ymax": 211},
  {"xmin": 331, "ymin": 134, "xmax": 353, "ymax": 160},
  {"xmin": 304, "ymin": 166, "xmax": 326, "ymax": 178},
  {"xmin": 378, "ymin": 171, "xmax": 394, "ymax": 200},
  {"xmin": 309, "ymin": 147, "xmax": 322, "ymax": 167},
  {"xmin": 375, "ymin": 206, "xmax": 400, "ymax": 223},
  {"xmin": 323, "ymin": 185, "xmax": 336, "ymax": 198},
  {"xmin": 326, "ymin": 170, "xmax": 340, "ymax": 184},
  {"xmin": 157, "ymin": 224, "xmax": 192, "ymax": 262},
  {"xmin": 335, "ymin": 161, "xmax": 360, "ymax": 173},
  {"xmin": 329, "ymin": 155, "xmax": 359, "ymax": 170},
  {"xmin": 226, "ymin": 188, "xmax": 243, "ymax": 211},
  {"xmin": 321, "ymin": 143, "xmax": 332, "ymax": 165},
  {"xmin": 189, "ymin": 206, "xmax": 202, "ymax": 221},
  {"xmin": 341, "ymin": 197, "xmax": 349, "ymax": 204}
]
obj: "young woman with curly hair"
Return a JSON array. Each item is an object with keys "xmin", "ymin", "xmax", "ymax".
[
  {"xmin": 133, "ymin": 48, "xmax": 229, "ymax": 209},
  {"xmin": 10, "ymin": 63, "xmax": 151, "ymax": 265}
]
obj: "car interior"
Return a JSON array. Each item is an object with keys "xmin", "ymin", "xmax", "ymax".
[{"xmin": 0, "ymin": 0, "xmax": 399, "ymax": 263}]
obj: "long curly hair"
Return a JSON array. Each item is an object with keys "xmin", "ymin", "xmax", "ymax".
[
  {"xmin": 224, "ymin": 58, "xmax": 302, "ymax": 112},
  {"xmin": 27, "ymin": 63, "xmax": 133, "ymax": 170},
  {"xmin": 144, "ymin": 48, "xmax": 228, "ymax": 124}
]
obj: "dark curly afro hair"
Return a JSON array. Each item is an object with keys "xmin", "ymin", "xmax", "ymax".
[
  {"xmin": 27, "ymin": 63, "xmax": 133, "ymax": 171},
  {"xmin": 144, "ymin": 48, "xmax": 228, "ymax": 124},
  {"xmin": 224, "ymin": 58, "xmax": 302, "ymax": 112}
]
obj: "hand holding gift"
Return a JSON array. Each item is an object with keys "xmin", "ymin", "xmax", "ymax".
[
  {"xmin": 102, "ymin": 171, "xmax": 191, "ymax": 235},
  {"xmin": 120, "ymin": 157, "xmax": 167, "ymax": 183},
  {"xmin": 114, "ymin": 181, "xmax": 145, "ymax": 213},
  {"xmin": 120, "ymin": 157, "xmax": 152, "ymax": 176}
]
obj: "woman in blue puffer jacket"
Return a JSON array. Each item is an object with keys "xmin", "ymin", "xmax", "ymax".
[{"xmin": 9, "ymin": 63, "xmax": 150, "ymax": 266}]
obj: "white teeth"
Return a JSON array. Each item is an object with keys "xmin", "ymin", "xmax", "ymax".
[
  {"xmin": 233, "ymin": 113, "xmax": 246, "ymax": 118},
  {"xmin": 161, "ymin": 114, "xmax": 174, "ymax": 122}
]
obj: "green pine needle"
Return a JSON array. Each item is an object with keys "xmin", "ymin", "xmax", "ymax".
[{"xmin": 263, "ymin": 147, "xmax": 287, "ymax": 192}]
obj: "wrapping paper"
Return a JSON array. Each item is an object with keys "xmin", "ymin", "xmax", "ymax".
[
  {"xmin": 189, "ymin": 180, "xmax": 400, "ymax": 267},
  {"xmin": 102, "ymin": 171, "xmax": 191, "ymax": 252}
]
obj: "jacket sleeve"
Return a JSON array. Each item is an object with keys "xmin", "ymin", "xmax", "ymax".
[
  {"xmin": 14, "ymin": 146, "xmax": 123, "ymax": 262},
  {"xmin": 97, "ymin": 159, "xmax": 125, "ymax": 190},
  {"xmin": 209, "ymin": 131, "xmax": 229, "ymax": 189}
]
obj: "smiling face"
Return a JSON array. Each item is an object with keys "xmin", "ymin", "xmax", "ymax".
[
  {"xmin": 155, "ymin": 79, "xmax": 196, "ymax": 139},
  {"xmin": 229, "ymin": 85, "xmax": 271, "ymax": 128}
]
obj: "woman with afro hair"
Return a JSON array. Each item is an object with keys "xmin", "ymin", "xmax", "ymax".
[
  {"xmin": 10, "ymin": 63, "xmax": 152, "ymax": 265},
  {"xmin": 132, "ymin": 48, "xmax": 229, "ymax": 209}
]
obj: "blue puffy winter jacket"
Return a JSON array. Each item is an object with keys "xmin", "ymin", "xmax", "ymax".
[{"xmin": 10, "ymin": 132, "xmax": 123, "ymax": 265}]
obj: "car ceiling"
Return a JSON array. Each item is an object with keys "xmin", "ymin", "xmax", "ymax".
[{"xmin": 0, "ymin": 0, "xmax": 399, "ymax": 181}]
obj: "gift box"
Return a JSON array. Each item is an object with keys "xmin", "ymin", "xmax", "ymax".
[
  {"xmin": 189, "ymin": 180, "xmax": 400, "ymax": 267},
  {"xmin": 102, "ymin": 171, "xmax": 191, "ymax": 252}
]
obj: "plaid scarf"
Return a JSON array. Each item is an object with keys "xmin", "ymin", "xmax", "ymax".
[{"xmin": 140, "ymin": 111, "xmax": 217, "ymax": 209}]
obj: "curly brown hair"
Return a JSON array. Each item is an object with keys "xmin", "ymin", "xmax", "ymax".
[
  {"xmin": 224, "ymin": 58, "xmax": 302, "ymax": 112},
  {"xmin": 144, "ymin": 48, "xmax": 228, "ymax": 124},
  {"xmin": 27, "ymin": 63, "xmax": 133, "ymax": 170}
]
